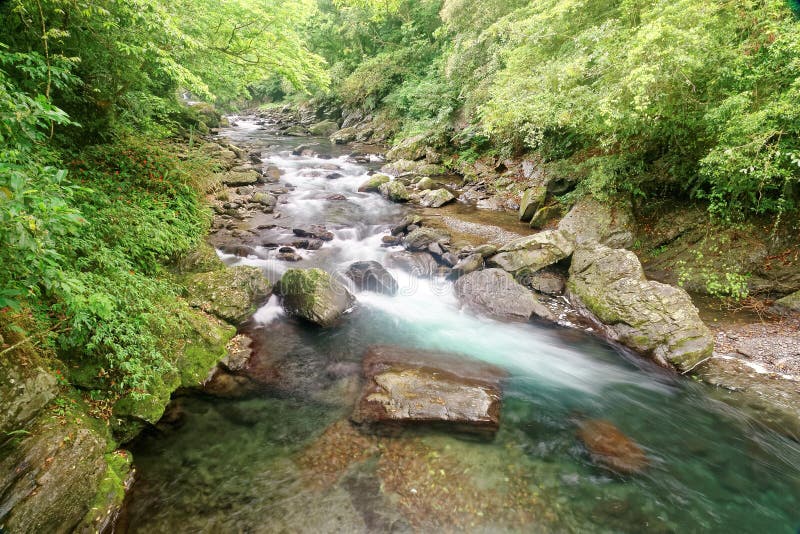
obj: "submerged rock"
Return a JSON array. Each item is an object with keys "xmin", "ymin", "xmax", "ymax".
[
  {"xmin": 558, "ymin": 197, "xmax": 635, "ymax": 248},
  {"xmin": 577, "ymin": 420, "xmax": 649, "ymax": 475},
  {"xmin": 187, "ymin": 266, "xmax": 272, "ymax": 325},
  {"xmin": 280, "ymin": 268, "xmax": 355, "ymax": 327},
  {"xmin": 419, "ymin": 188, "xmax": 455, "ymax": 208},
  {"xmin": 488, "ymin": 230, "xmax": 574, "ymax": 273},
  {"xmin": 379, "ymin": 180, "xmax": 410, "ymax": 203},
  {"xmin": 358, "ymin": 173, "xmax": 391, "ymax": 193},
  {"xmin": 568, "ymin": 243, "xmax": 713, "ymax": 371},
  {"xmin": 454, "ymin": 268, "xmax": 555, "ymax": 322},
  {"xmin": 345, "ymin": 261, "xmax": 399, "ymax": 295},
  {"xmin": 351, "ymin": 345, "xmax": 506, "ymax": 435}
]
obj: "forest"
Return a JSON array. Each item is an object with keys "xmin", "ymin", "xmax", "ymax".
[{"xmin": 1, "ymin": 0, "xmax": 800, "ymax": 532}]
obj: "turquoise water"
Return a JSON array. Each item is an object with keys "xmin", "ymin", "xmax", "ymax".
[{"xmin": 120, "ymin": 121, "xmax": 800, "ymax": 533}]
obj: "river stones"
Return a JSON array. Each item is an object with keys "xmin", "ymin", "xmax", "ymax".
[
  {"xmin": 577, "ymin": 420, "xmax": 649, "ymax": 475},
  {"xmin": 558, "ymin": 196, "xmax": 635, "ymax": 249},
  {"xmin": 358, "ymin": 173, "xmax": 391, "ymax": 193},
  {"xmin": 187, "ymin": 266, "xmax": 272, "ymax": 325},
  {"xmin": 351, "ymin": 345, "xmax": 506, "ymax": 435},
  {"xmin": 402, "ymin": 227, "xmax": 449, "ymax": 252},
  {"xmin": 488, "ymin": 230, "xmax": 574, "ymax": 274},
  {"xmin": 419, "ymin": 188, "xmax": 455, "ymax": 208},
  {"xmin": 280, "ymin": 268, "xmax": 355, "ymax": 327},
  {"xmin": 568, "ymin": 243, "xmax": 713, "ymax": 371},
  {"xmin": 345, "ymin": 261, "xmax": 399, "ymax": 295},
  {"xmin": 293, "ymin": 226, "xmax": 335, "ymax": 241},
  {"xmin": 454, "ymin": 269, "xmax": 555, "ymax": 322},
  {"xmin": 379, "ymin": 180, "xmax": 410, "ymax": 203}
]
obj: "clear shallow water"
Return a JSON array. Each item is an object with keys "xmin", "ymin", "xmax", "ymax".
[{"xmin": 120, "ymin": 121, "xmax": 800, "ymax": 533}]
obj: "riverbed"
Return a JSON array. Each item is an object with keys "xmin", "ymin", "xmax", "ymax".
[{"xmin": 119, "ymin": 120, "xmax": 800, "ymax": 533}]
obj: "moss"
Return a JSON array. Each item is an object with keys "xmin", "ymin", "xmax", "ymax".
[{"xmin": 77, "ymin": 450, "xmax": 133, "ymax": 532}]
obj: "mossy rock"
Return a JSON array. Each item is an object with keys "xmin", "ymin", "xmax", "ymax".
[
  {"xmin": 172, "ymin": 242, "xmax": 225, "ymax": 275},
  {"xmin": 280, "ymin": 268, "xmax": 356, "ymax": 327},
  {"xmin": 77, "ymin": 450, "xmax": 133, "ymax": 533},
  {"xmin": 416, "ymin": 176, "xmax": 435, "ymax": 190},
  {"xmin": 308, "ymin": 120, "xmax": 340, "ymax": 136},
  {"xmin": 379, "ymin": 180, "xmax": 410, "ymax": 203},
  {"xmin": 530, "ymin": 203, "xmax": 563, "ymax": 229},
  {"xmin": 419, "ymin": 188, "xmax": 455, "ymax": 208},
  {"xmin": 519, "ymin": 186, "xmax": 547, "ymax": 222},
  {"xmin": 186, "ymin": 265, "xmax": 272, "ymax": 325},
  {"xmin": 385, "ymin": 133, "xmax": 428, "ymax": 161},
  {"xmin": 773, "ymin": 290, "xmax": 800, "ymax": 314},
  {"xmin": 568, "ymin": 243, "xmax": 713, "ymax": 371},
  {"xmin": 358, "ymin": 173, "xmax": 391, "ymax": 193}
]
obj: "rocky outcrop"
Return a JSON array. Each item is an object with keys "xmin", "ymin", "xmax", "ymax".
[
  {"xmin": 488, "ymin": 230, "xmax": 574, "ymax": 273},
  {"xmin": 280, "ymin": 268, "xmax": 355, "ymax": 327},
  {"xmin": 345, "ymin": 261, "xmax": 399, "ymax": 295},
  {"xmin": 378, "ymin": 180, "xmax": 410, "ymax": 203},
  {"xmin": 568, "ymin": 243, "xmax": 714, "ymax": 371},
  {"xmin": 358, "ymin": 173, "xmax": 391, "ymax": 193},
  {"xmin": 577, "ymin": 420, "xmax": 649, "ymax": 475},
  {"xmin": 0, "ymin": 418, "xmax": 108, "ymax": 533},
  {"xmin": 187, "ymin": 266, "xmax": 272, "ymax": 325},
  {"xmin": 454, "ymin": 269, "xmax": 555, "ymax": 322},
  {"xmin": 419, "ymin": 188, "xmax": 455, "ymax": 208},
  {"xmin": 558, "ymin": 197, "xmax": 634, "ymax": 248},
  {"xmin": 351, "ymin": 345, "xmax": 506, "ymax": 435}
]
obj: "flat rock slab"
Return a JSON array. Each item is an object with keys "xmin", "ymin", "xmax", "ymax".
[{"xmin": 351, "ymin": 345, "xmax": 507, "ymax": 436}]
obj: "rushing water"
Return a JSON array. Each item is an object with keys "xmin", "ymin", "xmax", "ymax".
[{"xmin": 120, "ymin": 120, "xmax": 800, "ymax": 533}]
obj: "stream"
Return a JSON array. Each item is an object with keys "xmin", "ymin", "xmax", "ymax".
[{"xmin": 119, "ymin": 120, "xmax": 800, "ymax": 533}]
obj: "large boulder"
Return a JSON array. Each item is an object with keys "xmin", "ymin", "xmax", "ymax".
[
  {"xmin": 381, "ymin": 159, "xmax": 447, "ymax": 177},
  {"xmin": 419, "ymin": 188, "xmax": 455, "ymax": 208},
  {"xmin": 558, "ymin": 197, "xmax": 635, "ymax": 248},
  {"xmin": 518, "ymin": 187, "xmax": 547, "ymax": 222},
  {"xmin": 568, "ymin": 243, "xmax": 714, "ymax": 371},
  {"xmin": 308, "ymin": 120, "xmax": 339, "ymax": 136},
  {"xmin": 454, "ymin": 269, "xmax": 555, "ymax": 322},
  {"xmin": 218, "ymin": 170, "xmax": 260, "ymax": 186},
  {"xmin": 415, "ymin": 176, "xmax": 435, "ymax": 190},
  {"xmin": 358, "ymin": 173, "xmax": 391, "ymax": 193},
  {"xmin": 488, "ymin": 230, "xmax": 574, "ymax": 273},
  {"xmin": 345, "ymin": 261, "xmax": 399, "ymax": 295},
  {"xmin": 529, "ymin": 203, "xmax": 563, "ymax": 229},
  {"xmin": 402, "ymin": 227, "xmax": 449, "ymax": 252},
  {"xmin": 280, "ymin": 268, "xmax": 355, "ymax": 327},
  {"xmin": 172, "ymin": 242, "xmax": 225, "ymax": 275},
  {"xmin": 187, "ymin": 266, "xmax": 272, "ymax": 325},
  {"xmin": 378, "ymin": 180, "xmax": 410, "ymax": 203},
  {"xmin": 351, "ymin": 345, "xmax": 506, "ymax": 435},
  {"xmin": 385, "ymin": 133, "xmax": 428, "ymax": 161},
  {"xmin": 772, "ymin": 290, "xmax": 800, "ymax": 315},
  {"xmin": 447, "ymin": 253, "xmax": 484, "ymax": 280}
]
